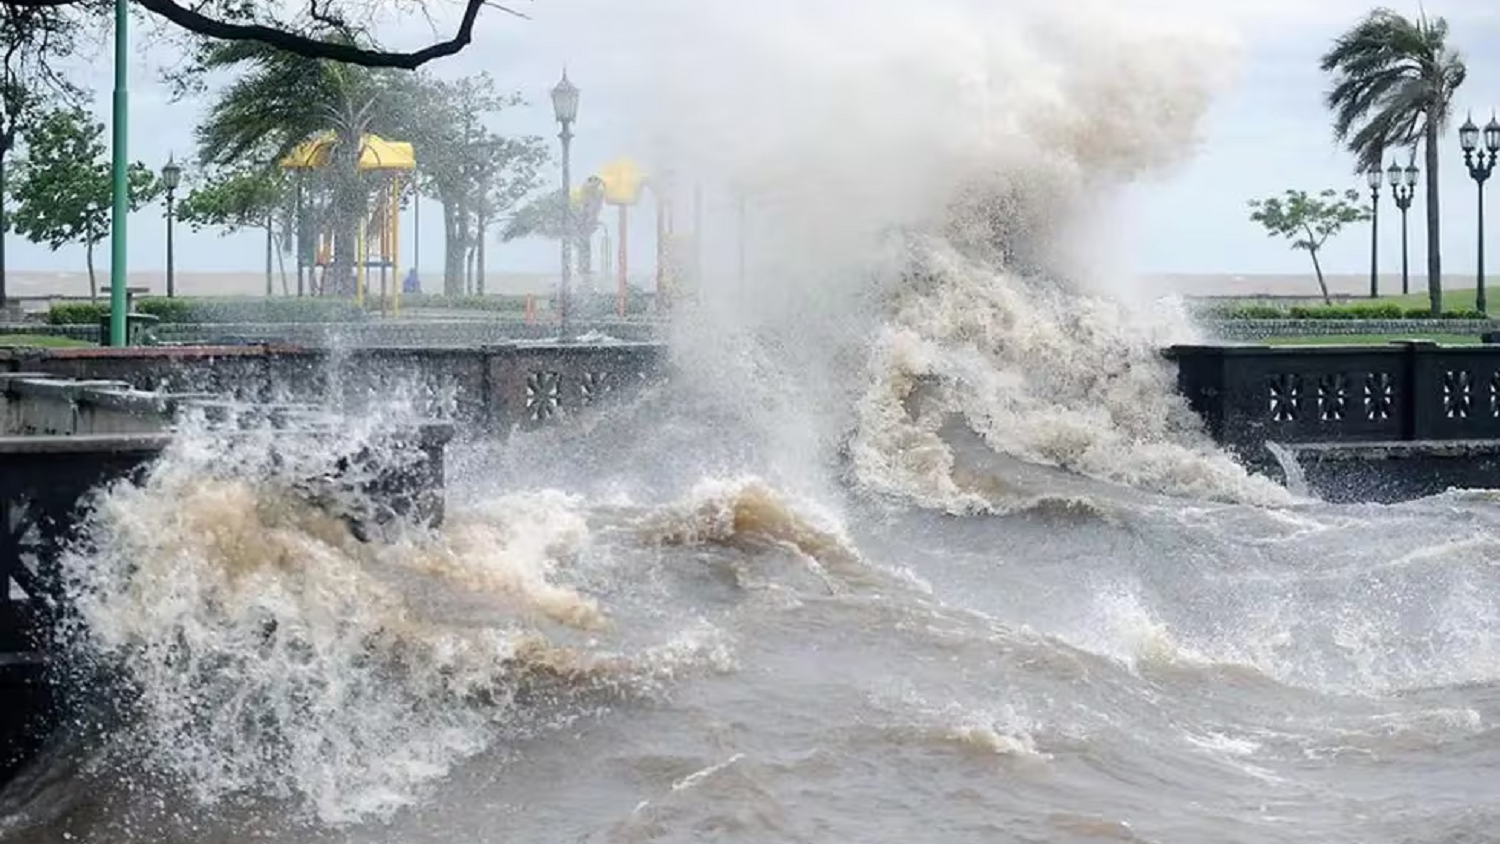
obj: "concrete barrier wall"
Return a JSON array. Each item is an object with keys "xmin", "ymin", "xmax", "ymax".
[{"xmin": 0, "ymin": 343, "xmax": 668, "ymax": 437}]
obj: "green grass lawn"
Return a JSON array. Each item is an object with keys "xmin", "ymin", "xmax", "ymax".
[
  {"xmin": 1264, "ymin": 333, "xmax": 1483, "ymax": 346},
  {"xmin": 0, "ymin": 334, "xmax": 92, "ymax": 348},
  {"xmin": 1381, "ymin": 287, "xmax": 1484, "ymax": 311}
]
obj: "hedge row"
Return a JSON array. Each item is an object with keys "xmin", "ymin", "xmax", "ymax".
[
  {"xmin": 49, "ymin": 297, "xmax": 370, "ymax": 325},
  {"xmin": 1204, "ymin": 303, "xmax": 1489, "ymax": 321}
]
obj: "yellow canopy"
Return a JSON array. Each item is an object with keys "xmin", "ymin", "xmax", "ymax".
[
  {"xmin": 598, "ymin": 157, "xmax": 647, "ymax": 205},
  {"xmin": 280, "ymin": 131, "xmax": 416, "ymax": 171}
]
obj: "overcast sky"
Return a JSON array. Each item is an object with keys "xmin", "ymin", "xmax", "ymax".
[{"xmin": 15, "ymin": 0, "xmax": 1500, "ymax": 281}]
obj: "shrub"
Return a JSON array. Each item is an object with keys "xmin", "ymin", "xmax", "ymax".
[
  {"xmin": 1285, "ymin": 303, "xmax": 1406, "ymax": 320},
  {"xmin": 48, "ymin": 297, "xmax": 371, "ymax": 325},
  {"xmin": 1229, "ymin": 304, "xmax": 1285, "ymax": 319},
  {"xmin": 1209, "ymin": 301, "xmax": 1494, "ymax": 321},
  {"xmin": 134, "ymin": 297, "xmax": 368, "ymax": 324},
  {"xmin": 47, "ymin": 302, "xmax": 108, "ymax": 325}
]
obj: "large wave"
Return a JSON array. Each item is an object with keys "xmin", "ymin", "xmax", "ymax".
[
  {"xmin": 50, "ymin": 425, "xmax": 876, "ymax": 825},
  {"xmin": 523, "ymin": 0, "xmax": 1289, "ymax": 510},
  {"xmin": 21, "ymin": 0, "xmax": 1343, "ymax": 834}
]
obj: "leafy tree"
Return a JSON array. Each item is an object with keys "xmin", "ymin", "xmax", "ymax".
[
  {"xmin": 13, "ymin": 0, "xmax": 513, "ymax": 70},
  {"xmin": 194, "ymin": 42, "xmax": 392, "ymax": 295},
  {"xmin": 10, "ymin": 106, "xmax": 161, "ymax": 301},
  {"xmin": 196, "ymin": 59, "xmax": 548, "ymax": 297},
  {"xmin": 176, "ymin": 165, "xmax": 287, "ymax": 234},
  {"xmin": 1321, "ymin": 8, "xmax": 1466, "ymax": 315},
  {"xmin": 194, "ymin": 41, "xmax": 384, "ymax": 166},
  {"xmin": 470, "ymin": 136, "xmax": 549, "ymax": 291},
  {"xmin": 379, "ymin": 71, "xmax": 547, "ymax": 294},
  {"xmin": 177, "ymin": 164, "xmax": 292, "ymax": 294},
  {"xmin": 0, "ymin": 3, "xmax": 89, "ymax": 307},
  {"xmin": 1249, "ymin": 188, "xmax": 1370, "ymax": 304},
  {"xmin": 501, "ymin": 180, "xmax": 608, "ymax": 282}
]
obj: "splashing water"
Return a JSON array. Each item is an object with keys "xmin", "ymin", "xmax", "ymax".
[
  {"xmin": 19, "ymin": 1, "xmax": 1500, "ymax": 842},
  {"xmin": 50, "ymin": 433, "xmax": 878, "ymax": 826},
  {"xmin": 524, "ymin": 0, "xmax": 1284, "ymax": 511}
]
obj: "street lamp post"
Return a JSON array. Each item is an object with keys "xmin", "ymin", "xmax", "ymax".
[
  {"xmin": 551, "ymin": 70, "xmax": 580, "ymax": 337},
  {"xmin": 161, "ymin": 156, "xmax": 181, "ymax": 298},
  {"xmin": 106, "ymin": 0, "xmax": 129, "ymax": 346},
  {"xmin": 1387, "ymin": 158, "xmax": 1418, "ymax": 297},
  {"xmin": 1367, "ymin": 166, "xmax": 1383, "ymax": 299},
  {"xmin": 1461, "ymin": 113, "xmax": 1500, "ymax": 314}
]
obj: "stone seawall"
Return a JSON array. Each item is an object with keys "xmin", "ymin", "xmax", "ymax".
[{"xmin": 0, "ymin": 342, "xmax": 668, "ymax": 437}]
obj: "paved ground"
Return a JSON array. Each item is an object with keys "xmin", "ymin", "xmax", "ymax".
[{"xmin": 2, "ymin": 270, "xmax": 1482, "ymax": 307}]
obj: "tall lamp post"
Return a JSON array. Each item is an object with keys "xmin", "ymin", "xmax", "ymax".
[
  {"xmin": 1460, "ymin": 113, "xmax": 1500, "ymax": 314},
  {"xmin": 106, "ymin": 0, "xmax": 129, "ymax": 345},
  {"xmin": 161, "ymin": 156, "xmax": 181, "ymax": 298},
  {"xmin": 1387, "ymin": 158, "xmax": 1417, "ymax": 297},
  {"xmin": 551, "ymin": 70, "xmax": 580, "ymax": 337},
  {"xmin": 1367, "ymin": 166, "xmax": 1383, "ymax": 298}
]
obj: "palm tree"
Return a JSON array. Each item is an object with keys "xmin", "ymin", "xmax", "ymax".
[
  {"xmin": 1321, "ymin": 8, "xmax": 1466, "ymax": 315},
  {"xmin": 501, "ymin": 178, "xmax": 607, "ymax": 280},
  {"xmin": 195, "ymin": 41, "xmax": 390, "ymax": 296}
]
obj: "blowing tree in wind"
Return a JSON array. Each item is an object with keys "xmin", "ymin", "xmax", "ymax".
[{"xmin": 1320, "ymin": 8, "xmax": 1466, "ymax": 315}]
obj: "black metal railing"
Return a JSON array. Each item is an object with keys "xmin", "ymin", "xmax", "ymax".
[{"xmin": 1164, "ymin": 341, "xmax": 1500, "ymax": 450}]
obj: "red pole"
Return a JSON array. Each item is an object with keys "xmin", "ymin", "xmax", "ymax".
[{"xmin": 617, "ymin": 205, "xmax": 629, "ymax": 317}]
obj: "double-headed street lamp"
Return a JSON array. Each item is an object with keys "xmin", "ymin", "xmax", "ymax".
[
  {"xmin": 1387, "ymin": 158, "xmax": 1418, "ymax": 297},
  {"xmin": 161, "ymin": 156, "xmax": 182, "ymax": 298},
  {"xmin": 1366, "ymin": 166, "xmax": 1382, "ymax": 298},
  {"xmin": 1460, "ymin": 112, "xmax": 1500, "ymax": 314},
  {"xmin": 551, "ymin": 69, "xmax": 580, "ymax": 336}
]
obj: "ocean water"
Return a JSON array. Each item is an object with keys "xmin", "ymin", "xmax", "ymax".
[
  {"xmin": 6, "ymin": 359, "xmax": 1500, "ymax": 844},
  {"xmin": 4, "ymin": 1, "xmax": 1499, "ymax": 841}
]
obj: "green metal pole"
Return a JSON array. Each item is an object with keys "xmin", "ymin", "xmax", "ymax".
[{"xmin": 107, "ymin": 0, "xmax": 128, "ymax": 347}]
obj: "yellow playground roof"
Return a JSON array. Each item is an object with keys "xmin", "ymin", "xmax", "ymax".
[
  {"xmin": 280, "ymin": 131, "xmax": 416, "ymax": 171},
  {"xmin": 598, "ymin": 157, "xmax": 647, "ymax": 205}
]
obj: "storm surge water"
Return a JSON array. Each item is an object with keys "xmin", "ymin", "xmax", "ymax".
[{"xmin": 9, "ymin": 1, "xmax": 1500, "ymax": 842}]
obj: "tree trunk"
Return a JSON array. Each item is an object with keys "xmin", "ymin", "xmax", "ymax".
[
  {"xmin": 275, "ymin": 226, "xmax": 290, "ymax": 296},
  {"xmin": 442, "ymin": 200, "xmax": 467, "ymax": 296},
  {"xmin": 86, "ymin": 241, "xmax": 96, "ymax": 302},
  {"xmin": 1309, "ymin": 248, "xmax": 1331, "ymax": 304},
  {"xmin": 476, "ymin": 211, "xmax": 487, "ymax": 295},
  {"xmin": 265, "ymin": 214, "xmax": 274, "ymax": 297},
  {"xmin": 332, "ymin": 219, "xmax": 355, "ymax": 296},
  {"xmin": 1426, "ymin": 120, "xmax": 1442, "ymax": 315},
  {"xmin": 0, "ymin": 141, "xmax": 8, "ymax": 312},
  {"xmin": 328, "ymin": 142, "xmax": 364, "ymax": 297}
]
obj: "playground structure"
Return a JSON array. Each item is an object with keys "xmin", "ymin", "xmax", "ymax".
[
  {"xmin": 584, "ymin": 157, "xmax": 690, "ymax": 316},
  {"xmin": 281, "ymin": 132, "xmax": 415, "ymax": 313},
  {"xmin": 277, "ymin": 133, "xmax": 698, "ymax": 318}
]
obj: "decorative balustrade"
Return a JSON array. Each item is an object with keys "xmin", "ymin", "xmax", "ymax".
[
  {"xmin": 1162, "ymin": 341, "xmax": 1500, "ymax": 449},
  {"xmin": 1165, "ymin": 341, "xmax": 1500, "ymax": 502},
  {"xmin": 0, "ymin": 341, "xmax": 667, "ymax": 436}
]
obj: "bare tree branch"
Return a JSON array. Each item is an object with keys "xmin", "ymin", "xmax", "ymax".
[{"xmin": 1, "ymin": 0, "xmax": 528, "ymax": 68}]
